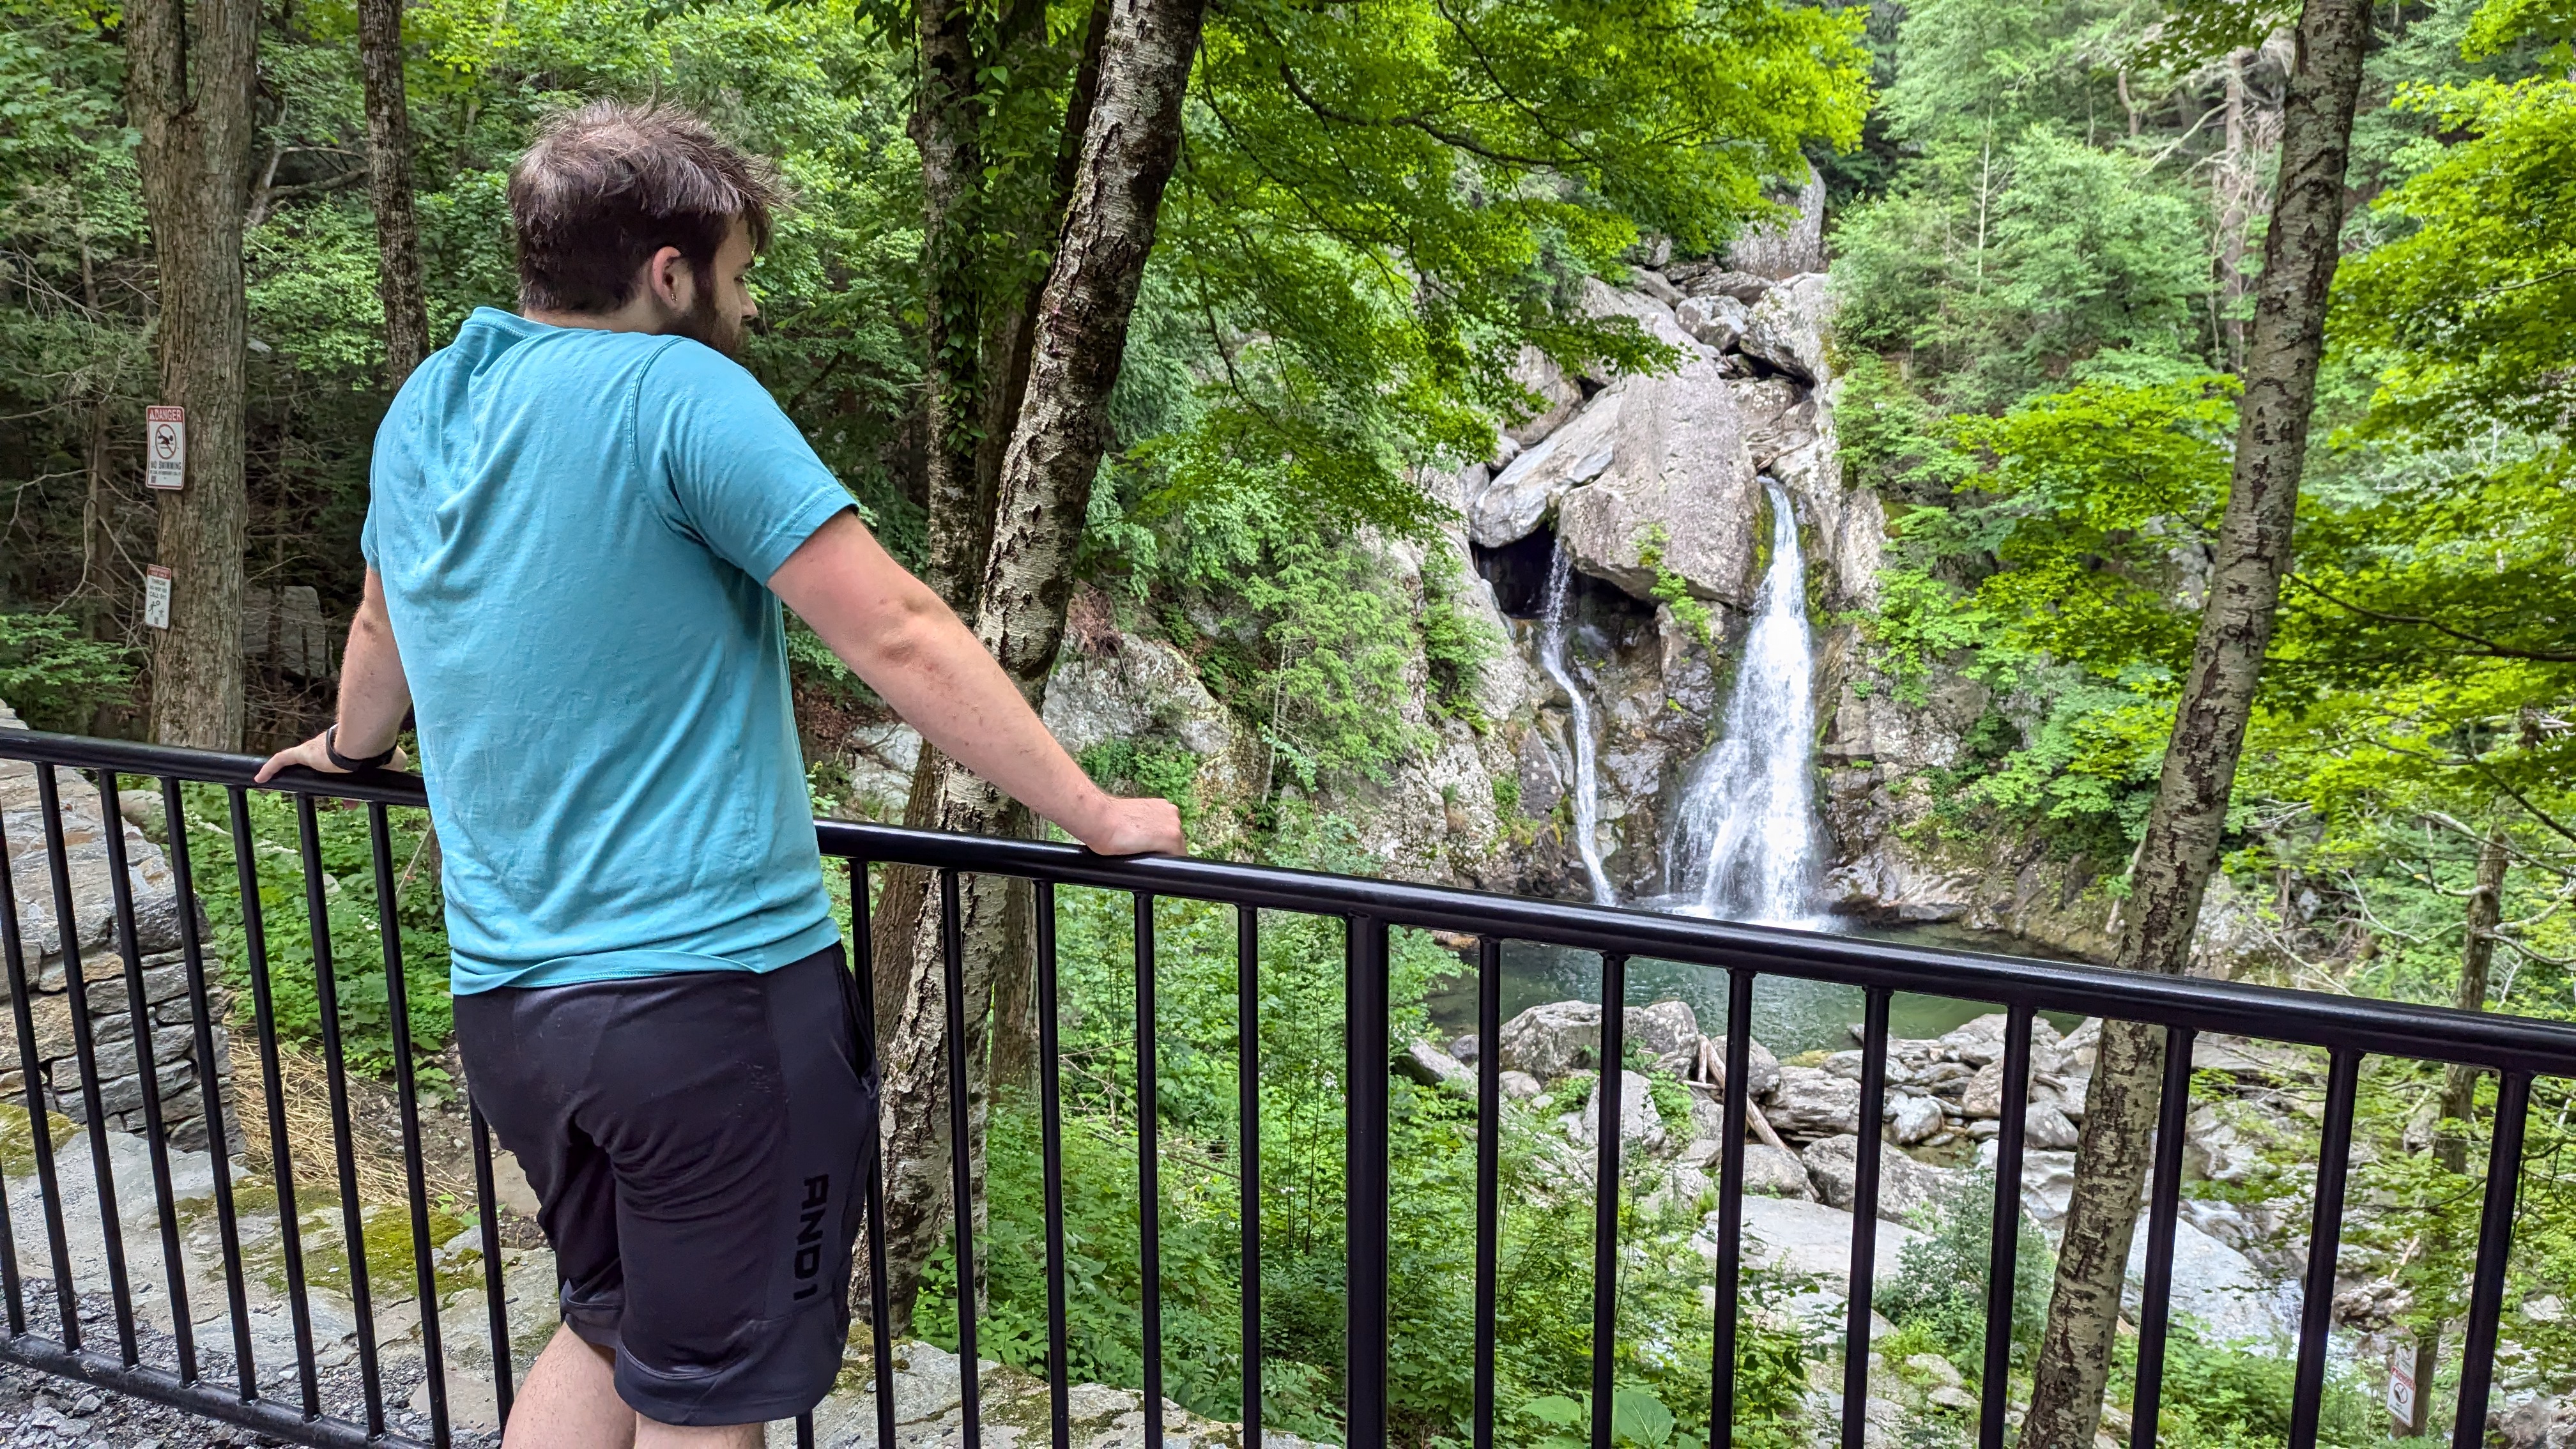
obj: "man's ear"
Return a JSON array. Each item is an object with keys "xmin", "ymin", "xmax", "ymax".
[{"xmin": 645, "ymin": 245, "xmax": 694, "ymax": 312}]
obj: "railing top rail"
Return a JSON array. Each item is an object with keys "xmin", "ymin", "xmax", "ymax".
[{"xmin": 12, "ymin": 725, "xmax": 2576, "ymax": 1077}]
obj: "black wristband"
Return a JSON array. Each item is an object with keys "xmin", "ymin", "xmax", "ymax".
[{"xmin": 325, "ymin": 724, "xmax": 396, "ymax": 772}]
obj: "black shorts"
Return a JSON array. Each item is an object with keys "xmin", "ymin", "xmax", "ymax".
[{"xmin": 454, "ymin": 943, "xmax": 877, "ymax": 1426}]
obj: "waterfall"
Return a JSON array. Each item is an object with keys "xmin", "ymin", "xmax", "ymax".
[
  {"xmin": 1664, "ymin": 480, "xmax": 1823, "ymax": 926},
  {"xmin": 1537, "ymin": 541, "xmax": 1618, "ymax": 906}
]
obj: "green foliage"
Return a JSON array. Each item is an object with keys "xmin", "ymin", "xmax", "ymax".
[
  {"xmin": 1078, "ymin": 740, "xmax": 1205, "ymax": 829},
  {"xmin": 0, "ymin": 613, "xmax": 134, "ymax": 732},
  {"xmin": 1639, "ymin": 524, "xmax": 1717, "ymax": 651},
  {"xmin": 1874, "ymin": 1170, "xmax": 2053, "ymax": 1381},
  {"xmin": 916, "ymin": 889, "xmax": 1816, "ymax": 1446},
  {"xmin": 179, "ymin": 786, "xmax": 454, "ymax": 1078},
  {"xmin": 2110, "ymin": 1319, "xmax": 2378, "ymax": 1449},
  {"xmin": 1419, "ymin": 542, "xmax": 1499, "ymax": 731}
]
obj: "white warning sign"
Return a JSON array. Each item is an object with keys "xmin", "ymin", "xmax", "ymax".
[
  {"xmin": 146, "ymin": 405, "xmax": 186, "ymax": 491},
  {"xmin": 143, "ymin": 565, "xmax": 172, "ymax": 630}
]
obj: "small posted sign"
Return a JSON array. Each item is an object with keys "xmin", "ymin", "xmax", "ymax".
[
  {"xmin": 146, "ymin": 405, "xmax": 187, "ymax": 491},
  {"xmin": 2386, "ymin": 1350, "xmax": 2416, "ymax": 1431},
  {"xmin": 143, "ymin": 565, "xmax": 172, "ymax": 630}
]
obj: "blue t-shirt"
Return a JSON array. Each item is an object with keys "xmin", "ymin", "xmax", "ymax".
[{"xmin": 364, "ymin": 307, "xmax": 850, "ymax": 994}]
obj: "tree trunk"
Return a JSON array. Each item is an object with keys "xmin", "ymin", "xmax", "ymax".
[
  {"xmin": 870, "ymin": 0, "xmax": 1207, "ymax": 1333},
  {"xmin": 2410, "ymin": 824, "xmax": 2508, "ymax": 1434},
  {"xmin": 2016, "ymin": 4, "xmax": 2370, "ymax": 1445},
  {"xmin": 914, "ymin": 0, "xmax": 994, "ymax": 614},
  {"xmin": 130, "ymin": 0, "xmax": 259, "ymax": 749},
  {"xmin": 359, "ymin": 0, "xmax": 431, "ymax": 388}
]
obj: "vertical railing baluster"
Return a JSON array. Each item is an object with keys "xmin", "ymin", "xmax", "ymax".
[
  {"xmin": 231, "ymin": 785, "xmax": 321, "ymax": 1416},
  {"xmin": 95, "ymin": 772, "xmax": 199, "ymax": 1377},
  {"xmin": 1589, "ymin": 954, "xmax": 1628, "ymax": 1449},
  {"xmin": 797, "ymin": 1411, "xmax": 816, "ymax": 1448},
  {"xmin": 1709, "ymin": 968, "xmax": 1754, "ymax": 1449},
  {"xmin": 467, "ymin": 1103, "xmax": 514, "ymax": 1428},
  {"xmin": 370, "ymin": 805, "xmax": 448, "ymax": 1446},
  {"xmin": 164, "ymin": 776, "xmax": 258, "ymax": 1401},
  {"xmin": 0, "ymin": 793, "xmax": 80, "ymax": 1345},
  {"xmin": 37, "ymin": 763, "xmax": 137, "ymax": 1361},
  {"xmin": 1344, "ymin": 916, "xmax": 1391, "ymax": 1449},
  {"xmin": 2287, "ymin": 1048, "xmax": 2362, "ymax": 1449},
  {"xmin": 1975, "ymin": 1003, "xmax": 2034, "ymax": 1449},
  {"xmin": 938, "ymin": 868, "xmax": 982, "ymax": 1449},
  {"xmin": 2129, "ymin": 1025, "xmax": 2195, "ymax": 1449},
  {"xmin": 2451, "ymin": 1070, "xmax": 2533, "ymax": 1449},
  {"xmin": 1839, "ymin": 988, "xmax": 1892, "ymax": 1449},
  {"xmin": 1472, "ymin": 937, "xmax": 1501, "ymax": 1449},
  {"xmin": 1136, "ymin": 891, "xmax": 1163, "ymax": 1449},
  {"xmin": 1236, "ymin": 903, "xmax": 1261, "ymax": 1449},
  {"xmin": 1038, "ymin": 882, "xmax": 1071, "ymax": 1449},
  {"xmin": 297, "ymin": 794, "xmax": 385, "ymax": 1435},
  {"xmin": 848, "ymin": 861, "xmax": 896, "ymax": 1449}
]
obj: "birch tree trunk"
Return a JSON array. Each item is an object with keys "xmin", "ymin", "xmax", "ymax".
[
  {"xmin": 2016, "ymin": 3, "xmax": 2370, "ymax": 1443},
  {"xmin": 870, "ymin": 0, "xmax": 1208, "ymax": 1331},
  {"xmin": 131, "ymin": 0, "xmax": 259, "ymax": 748},
  {"xmin": 360, "ymin": 0, "xmax": 432, "ymax": 388},
  {"xmin": 914, "ymin": 0, "xmax": 996, "ymax": 613}
]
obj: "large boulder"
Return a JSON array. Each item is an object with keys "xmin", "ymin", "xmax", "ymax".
[
  {"xmin": 1729, "ymin": 378, "xmax": 1816, "ymax": 469},
  {"xmin": 1396, "ymin": 1041, "xmax": 1473, "ymax": 1094},
  {"xmin": 1041, "ymin": 614, "xmax": 1243, "ymax": 799},
  {"xmin": 1464, "ymin": 385, "xmax": 1625, "ymax": 548},
  {"xmin": 1739, "ymin": 272, "xmax": 1833, "ymax": 384},
  {"xmin": 3, "ymin": 702, "xmax": 191, "ymax": 982},
  {"xmin": 2120, "ymin": 1218, "xmax": 2292, "ymax": 1349},
  {"xmin": 1676, "ymin": 294, "xmax": 1751, "ymax": 351},
  {"xmin": 1800, "ymin": 1134, "xmax": 1963, "ymax": 1225},
  {"xmin": 1725, "ymin": 163, "xmax": 1827, "ymax": 280},
  {"xmin": 1762, "ymin": 1065, "xmax": 1862, "ymax": 1140},
  {"xmin": 1498, "ymin": 1001, "xmax": 1607, "ymax": 1080},
  {"xmin": 1720, "ymin": 1195, "xmax": 1924, "ymax": 1298},
  {"xmin": 1553, "ymin": 354, "xmax": 1761, "ymax": 606},
  {"xmin": 1629, "ymin": 999, "xmax": 1699, "ymax": 1070}
]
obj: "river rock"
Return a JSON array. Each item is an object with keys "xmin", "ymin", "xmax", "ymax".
[
  {"xmin": 1630, "ymin": 999, "xmax": 1699, "ymax": 1071},
  {"xmin": 1799, "ymin": 1134, "xmax": 1962, "ymax": 1224},
  {"xmin": 1887, "ymin": 1093, "xmax": 1944, "ymax": 1146},
  {"xmin": 2497, "ymin": 1394, "xmax": 2575, "ymax": 1449},
  {"xmin": 1738, "ymin": 272, "xmax": 1832, "ymax": 383},
  {"xmin": 1762, "ymin": 1066, "xmax": 1861, "ymax": 1140},
  {"xmin": 1939, "ymin": 1013, "xmax": 2064, "ymax": 1070},
  {"xmin": 1743, "ymin": 1143, "xmax": 1814, "ymax": 1199},
  {"xmin": 1396, "ymin": 1041, "xmax": 1472, "ymax": 1094},
  {"xmin": 1499, "ymin": 1070, "xmax": 1543, "ymax": 1102},
  {"xmin": 1498, "ymin": 1001, "xmax": 1604, "ymax": 1079},
  {"xmin": 1571, "ymin": 1070, "xmax": 1667, "ymax": 1155}
]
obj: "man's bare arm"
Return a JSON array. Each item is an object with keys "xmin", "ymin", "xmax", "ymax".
[
  {"xmin": 769, "ymin": 510, "xmax": 1183, "ymax": 856},
  {"xmin": 257, "ymin": 570, "xmax": 414, "ymax": 780}
]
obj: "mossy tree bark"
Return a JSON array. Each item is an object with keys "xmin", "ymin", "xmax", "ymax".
[
  {"xmin": 130, "ymin": 0, "xmax": 259, "ymax": 747},
  {"xmin": 870, "ymin": 0, "xmax": 1208, "ymax": 1333},
  {"xmin": 2016, "ymin": 1, "xmax": 2371, "ymax": 1443}
]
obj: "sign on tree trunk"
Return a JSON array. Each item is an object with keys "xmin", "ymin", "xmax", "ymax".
[{"xmin": 146, "ymin": 406, "xmax": 185, "ymax": 490}]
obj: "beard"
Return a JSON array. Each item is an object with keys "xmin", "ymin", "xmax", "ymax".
[{"xmin": 669, "ymin": 287, "xmax": 744, "ymax": 358}]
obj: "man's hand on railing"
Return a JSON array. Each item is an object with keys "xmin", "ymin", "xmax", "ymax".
[
  {"xmin": 1071, "ymin": 793, "xmax": 1186, "ymax": 857},
  {"xmin": 255, "ymin": 728, "xmax": 411, "ymax": 782}
]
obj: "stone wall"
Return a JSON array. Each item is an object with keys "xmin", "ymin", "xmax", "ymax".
[{"xmin": 0, "ymin": 700, "xmax": 236, "ymax": 1149}]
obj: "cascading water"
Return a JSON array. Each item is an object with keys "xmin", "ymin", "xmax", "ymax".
[
  {"xmin": 1537, "ymin": 541, "xmax": 1618, "ymax": 906},
  {"xmin": 1664, "ymin": 480, "xmax": 1823, "ymax": 926}
]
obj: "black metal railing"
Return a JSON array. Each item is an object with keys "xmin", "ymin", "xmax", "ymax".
[{"xmin": 0, "ymin": 725, "xmax": 2570, "ymax": 1449}]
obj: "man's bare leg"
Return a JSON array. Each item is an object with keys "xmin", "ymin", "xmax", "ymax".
[
  {"xmin": 505, "ymin": 1325, "xmax": 764, "ymax": 1448},
  {"xmin": 505, "ymin": 1326, "xmax": 634, "ymax": 1449},
  {"xmin": 636, "ymin": 1418, "xmax": 762, "ymax": 1448}
]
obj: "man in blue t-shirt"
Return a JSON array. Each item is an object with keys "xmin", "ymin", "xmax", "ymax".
[{"xmin": 257, "ymin": 100, "xmax": 1181, "ymax": 1447}]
